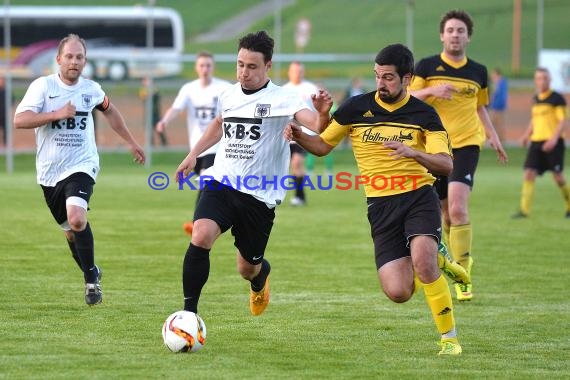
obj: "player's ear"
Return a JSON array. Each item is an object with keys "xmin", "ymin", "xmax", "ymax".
[{"xmin": 266, "ymin": 60, "xmax": 272, "ymax": 72}]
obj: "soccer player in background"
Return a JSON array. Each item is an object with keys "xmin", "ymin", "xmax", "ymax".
[
  {"xmin": 288, "ymin": 43, "xmax": 467, "ymax": 355},
  {"xmin": 409, "ymin": 9, "xmax": 508, "ymax": 302},
  {"xmin": 14, "ymin": 34, "xmax": 145, "ymax": 305},
  {"xmin": 157, "ymin": 51, "xmax": 232, "ymax": 220},
  {"xmin": 283, "ymin": 60, "xmax": 322, "ymax": 206},
  {"xmin": 174, "ymin": 31, "xmax": 333, "ymax": 317},
  {"xmin": 513, "ymin": 67, "xmax": 570, "ymax": 218}
]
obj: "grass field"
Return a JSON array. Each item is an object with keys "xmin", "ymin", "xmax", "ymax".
[{"xmin": 0, "ymin": 147, "xmax": 569, "ymax": 379}]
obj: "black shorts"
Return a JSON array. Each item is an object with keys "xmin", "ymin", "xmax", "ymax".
[
  {"xmin": 194, "ymin": 180, "xmax": 275, "ymax": 264},
  {"xmin": 195, "ymin": 153, "xmax": 216, "ymax": 174},
  {"xmin": 41, "ymin": 172, "xmax": 95, "ymax": 226},
  {"xmin": 433, "ymin": 145, "xmax": 480, "ymax": 199},
  {"xmin": 290, "ymin": 142, "xmax": 307, "ymax": 156},
  {"xmin": 367, "ymin": 186, "xmax": 441, "ymax": 269},
  {"xmin": 524, "ymin": 139, "xmax": 565, "ymax": 175}
]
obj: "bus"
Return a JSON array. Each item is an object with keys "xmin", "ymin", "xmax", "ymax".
[{"xmin": 0, "ymin": 6, "xmax": 185, "ymax": 80}]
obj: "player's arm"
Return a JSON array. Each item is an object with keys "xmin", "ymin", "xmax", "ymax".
[
  {"xmin": 520, "ymin": 121, "xmax": 533, "ymax": 147},
  {"xmin": 477, "ymin": 105, "xmax": 508, "ymax": 163},
  {"xmin": 156, "ymin": 107, "xmax": 182, "ymax": 133},
  {"xmin": 293, "ymin": 89, "xmax": 333, "ymax": 133},
  {"xmin": 286, "ymin": 123, "xmax": 334, "ymax": 156},
  {"xmin": 101, "ymin": 100, "xmax": 145, "ymax": 164},
  {"xmin": 409, "ymin": 75, "xmax": 455, "ymax": 101},
  {"xmin": 543, "ymin": 106, "xmax": 567, "ymax": 152},
  {"xmin": 382, "ymin": 141, "xmax": 453, "ymax": 176},
  {"xmin": 176, "ymin": 115, "xmax": 222, "ymax": 180},
  {"xmin": 14, "ymin": 101, "xmax": 76, "ymax": 129}
]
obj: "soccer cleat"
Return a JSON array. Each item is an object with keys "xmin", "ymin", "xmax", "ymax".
[
  {"xmin": 249, "ymin": 276, "xmax": 270, "ymax": 316},
  {"xmin": 438, "ymin": 338, "xmax": 462, "ymax": 355},
  {"xmin": 85, "ymin": 266, "xmax": 103, "ymax": 306},
  {"xmin": 454, "ymin": 257, "xmax": 473, "ymax": 301},
  {"xmin": 512, "ymin": 211, "xmax": 528, "ymax": 219},
  {"xmin": 437, "ymin": 242, "xmax": 470, "ymax": 284},
  {"xmin": 290, "ymin": 197, "xmax": 306, "ymax": 207}
]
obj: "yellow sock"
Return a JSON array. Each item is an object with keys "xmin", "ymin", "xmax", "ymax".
[
  {"xmin": 559, "ymin": 183, "xmax": 570, "ymax": 211},
  {"xmin": 442, "ymin": 219, "xmax": 450, "ymax": 246},
  {"xmin": 423, "ymin": 275, "xmax": 455, "ymax": 335},
  {"xmin": 521, "ymin": 180, "xmax": 535, "ymax": 215},
  {"xmin": 413, "ymin": 273, "xmax": 424, "ymax": 294},
  {"xmin": 449, "ymin": 224, "xmax": 472, "ymax": 270}
]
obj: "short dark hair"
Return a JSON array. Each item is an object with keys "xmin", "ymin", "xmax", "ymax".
[
  {"xmin": 440, "ymin": 9, "xmax": 474, "ymax": 37},
  {"xmin": 196, "ymin": 51, "xmax": 214, "ymax": 60},
  {"xmin": 238, "ymin": 31, "xmax": 274, "ymax": 63},
  {"xmin": 374, "ymin": 43, "xmax": 414, "ymax": 78}
]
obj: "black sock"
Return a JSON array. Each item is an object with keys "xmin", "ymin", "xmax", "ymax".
[
  {"xmin": 183, "ymin": 243, "xmax": 211, "ymax": 313},
  {"xmin": 74, "ymin": 223, "xmax": 96, "ymax": 283},
  {"xmin": 66, "ymin": 239, "xmax": 83, "ymax": 270},
  {"xmin": 250, "ymin": 259, "xmax": 271, "ymax": 292},
  {"xmin": 295, "ymin": 176, "xmax": 305, "ymax": 200}
]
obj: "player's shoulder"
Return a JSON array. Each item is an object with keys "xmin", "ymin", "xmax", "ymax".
[
  {"xmin": 549, "ymin": 91, "xmax": 567, "ymax": 105},
  {"xmin": 415, "ymin": 54, "xmax": 441, "ymax": 67},
  {"xmin": 465, "ymin": 57, "xmax": 488, "ymax": 73}
]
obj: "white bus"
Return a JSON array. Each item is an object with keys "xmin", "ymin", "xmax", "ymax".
[{"xmin": 0, "ymin": 6, "xmax": 185, "ymax": 80}]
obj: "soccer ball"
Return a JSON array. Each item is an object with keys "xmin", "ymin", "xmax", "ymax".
[{"xmin": 162, "ymin": 311, "xmax": 207, "ymax": 353}]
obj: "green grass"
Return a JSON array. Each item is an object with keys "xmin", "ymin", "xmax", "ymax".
[{"xmin": 1, "ymin": 147, "xmax": 569, "ymax": 379}]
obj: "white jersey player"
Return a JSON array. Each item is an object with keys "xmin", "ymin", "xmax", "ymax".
[
  {"xmin": 14, "ymin": 34, "xmax": 145, "ymax": 306},
  {"xmin": 174, "ymin": 31, "xmax": 333, "ymax": 317}
]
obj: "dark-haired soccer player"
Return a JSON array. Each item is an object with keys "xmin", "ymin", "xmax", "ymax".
[
  {"xmin": 175, "ymin": 31, "xmax": 333, "ymax": 317},
  {"xmin": 288, "ymin": 43, "xmax": 464, "ymax": 355},
  {"xmin": 409, "ymin": 9, "xmax": 508, "ymax": 302},
  {"xmin": 513, "ymin": 67, "xmax": 570, "ymax": 218}
]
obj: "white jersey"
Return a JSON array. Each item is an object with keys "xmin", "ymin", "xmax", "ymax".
[
  {"xmin": 283, "ymin": 80, "xmax": 319, "ymax": 135},
  {"xmin": 15, "ymin": 74, "xmax": 104, "ymax": 186},
  {"xmin": 202, "ymin": 81, "xmax": 308, "ymax": 208},
  {"xmin": 171, "ymin": 77, "xmax": 232, "ymax": 156}
]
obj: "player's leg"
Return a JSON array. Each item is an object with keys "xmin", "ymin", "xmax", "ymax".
[
  {"xmin": 410, "ymin": 235, "xmax": 461, "ymax": 355},
  {"xmin": 290, "ymin": 144, "xmax": 307, "ymax": 206},
  {"xmin": 183, "ymin": 183, "xmax": 225, "ymax": 313},
  {"xmin": 549, "ymin": 139, "xmax": 569, "ymax": 216},
  {"xmin": 232, "ymin": 190, "xmax": 275, "ymax": 316},
  {"xmin": 514, "ymin": 142, "xmax": 542, "ymax": 218}
]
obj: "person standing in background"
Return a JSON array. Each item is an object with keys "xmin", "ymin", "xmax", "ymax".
[{"xmin": 489, "ymin": 67, "xmax": 508, "ymax": 143}]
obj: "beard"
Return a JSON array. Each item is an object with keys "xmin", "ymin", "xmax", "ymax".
[{"xmin": 378, "ymin": 88, "xmax": 403, "ymax": 104}]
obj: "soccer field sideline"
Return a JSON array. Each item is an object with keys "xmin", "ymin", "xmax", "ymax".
[{"xmin": 0, "ymin": 148, "xmax": 569, "ymax": 379}]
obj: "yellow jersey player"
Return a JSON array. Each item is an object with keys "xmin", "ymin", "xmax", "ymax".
[
  {"xmin": 513, "ymin": 67, "xmax": 570, "ymax": 218},
  {"xmin": 409, "ymin": 9, "xmax": 508, "ymax": 302},
  {"xmin": 288, "ymin": 43, "xmax": 465, "ymax": 355}
]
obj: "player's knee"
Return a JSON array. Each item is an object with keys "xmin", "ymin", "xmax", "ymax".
[
  {"xmin": 382, "ymin": 286, "xmax": 413, "ymax": 303},
  {"xmin": 67, "ymin": 215, "xmax": 87, "ymax": 232}
]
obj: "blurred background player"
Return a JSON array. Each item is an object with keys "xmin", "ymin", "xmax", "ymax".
[
  {"xmin": 410, "ymin": 9, "xmax": 508, "ymax": 302},
  {"xmin": 156, "ymin": 51, "xmax": 232, "ymax": 230},
  {"xmin": 489, "ymin": 67, "xmax": 509, "ymax": 143},
  {"xmin": 283, "ymin": 61, "xmax": 332, "ymax": 203},
  {"xmin": 513, "ymin": 67, "xmax": 570, "ymax": 218},
  {"xmin": 13, "ymin": 34, "xmax": 145, "ymax": 305}
]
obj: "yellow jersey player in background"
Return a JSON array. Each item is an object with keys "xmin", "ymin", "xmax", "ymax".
[
  {"xmin": 409, "ymin": 9, "xmax": 508, "ymax": 302},
  {"xmin": 513, "ymin": 67, "xmax": 570, "ymax": 218},
  {"xmin": 288, "ymin": 43, "xmax": 467, "ymax": 355}
]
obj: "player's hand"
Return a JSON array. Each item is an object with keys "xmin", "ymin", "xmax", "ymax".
[
  {"xmin": 431, "ymin": 84, "xmax": 456, "ymax": 100},
  {"xmin": 541, "ymin": 138, "xmax": 556, "ymax": 153},
  {"xmin": 175, "ymin": 155, "xmax": 196, "ymax": 183},
  {"xmin": 130, "ymin": 143, "xmax": 146, "ymax": 165},
  {"xmin": 489, "ymin": 139, "xmax": 508, "ymax": 164},
  {"xmin": 284, "ymin": 123, "xmax": 303, "ymax": 142},
  {"xmin": 311, "ymin": 89, "xmax": 333, "ymax": 114},
  {"xmin": 58, "ymin": 101, "xmax": 76, "ymax": 119},
  {"xmin": 383, "ymin": 141, "xmax": 416, "ymax": 159},
  {"xmin": 156, "ymin": 120, "xmax": 166, "ymax": 133}
]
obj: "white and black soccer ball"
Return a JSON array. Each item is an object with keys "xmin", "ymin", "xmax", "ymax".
[{"xmin": 162, "ymin": 311, "xmax": 207, "ymax": 353}]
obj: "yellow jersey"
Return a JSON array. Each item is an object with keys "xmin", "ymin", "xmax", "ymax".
[
  {"xmin": 321, "ymin": 91, "xmax": 451, "ymax": 197},
  {"xmin": 530, "ymin": 90, "xmax": 567, "ymax": 141}
]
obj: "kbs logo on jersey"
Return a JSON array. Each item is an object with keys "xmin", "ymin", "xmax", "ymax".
[
  {"xmin": 51, "ymin": 111, "xmax": 89, "ymax": 130},
  {"xmin": 222, "ymin": 117, "xmax": 261, "ymax": 140}
]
